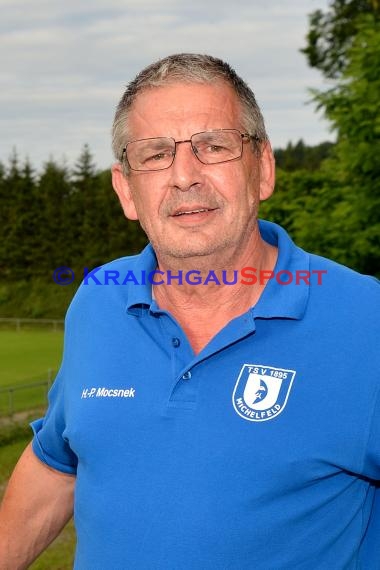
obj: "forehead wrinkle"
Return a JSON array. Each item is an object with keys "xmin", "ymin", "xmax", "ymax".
[
  {"xmin": 128, "ymin": 82, "xmax": 242, "ymax": 141},
  {"xmin": 127, "ymin": 105, "xmax": 157, "ymax": 141}
]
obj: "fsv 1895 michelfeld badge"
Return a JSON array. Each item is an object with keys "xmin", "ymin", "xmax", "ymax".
[{"xmin": 232, "ymin": 364, "xmax": 296, "ymax": 422}]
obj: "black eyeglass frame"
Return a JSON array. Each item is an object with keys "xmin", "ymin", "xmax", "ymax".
[{"xmin": 120, "ymin": 129, "xmax": 260, "ymax": 172}]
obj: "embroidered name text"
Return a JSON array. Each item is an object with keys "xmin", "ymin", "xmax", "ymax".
[{"xmin": 81, "ymin": 387, "xmax": 136, "ymax": 399}]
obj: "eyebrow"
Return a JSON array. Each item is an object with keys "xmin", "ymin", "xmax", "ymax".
[{"xmin": 136, "ymin": 138, "xmax": 173, "ymax": 148}]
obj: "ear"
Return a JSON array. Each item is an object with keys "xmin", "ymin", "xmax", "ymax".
[
  {"xmin": 111, "ymin": 163, "xmax": 139, "ymax": 220},
  {"xmin": 259, "ymin": 142, "xmax": 276, "ymax": 202}
]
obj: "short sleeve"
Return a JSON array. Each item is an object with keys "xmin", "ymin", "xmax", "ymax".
[
  {"xmin": 31, "ymin": 364, "xmax": 78, "ymax": 475},
  {"xmin": 359, "ymin": 485, "xmax": 380, "ymax": 569},
  {"xmin": 363, "ymin": 385, "xmax": 380, "ymax": 481}
]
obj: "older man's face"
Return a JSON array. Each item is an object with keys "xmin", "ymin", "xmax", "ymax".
[{"xmin": 112, "ymin": 81, "xmax": 274, "ymax": 264}]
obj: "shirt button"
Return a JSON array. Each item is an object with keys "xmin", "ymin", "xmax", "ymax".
[
  {"xmin": 182, "ymin": 371, "xmax": 192, "ymax": 380},
  {"xmin": 172, "ymin": 337, "xmax": 181, "ymax": 348}
]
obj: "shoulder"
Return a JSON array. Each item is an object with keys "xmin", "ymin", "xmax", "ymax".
[
  {"xmin": 308, "ymin": 252, "xmax": 379, "ymax": 301},
  {"xmin": 304, "ymin": 252, "xmax": 380, "ymax": 341},
  {"xmin": 64, "ymin": 245, "xmax": 156, "ymax": 326},
  {"xmin": 260, "ymin": 218, "xmax": 379, "ymax": 314}
]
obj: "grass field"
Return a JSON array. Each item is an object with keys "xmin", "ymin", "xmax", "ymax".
[
  {"xmin": 0, "ymin": 329, "xmax": 64, "ymax": 386},
  {"xmin": 0, "ymin": 329, "xmax": 64, "ymax": 416},
  {"xmin": 0, "ymin": 328, "xmax": 75, "ymax": 568}
]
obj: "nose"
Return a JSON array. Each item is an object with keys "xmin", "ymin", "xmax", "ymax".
[{"xmin": 169, "ymin": 140, "xmax": 202, "ymax": 192}]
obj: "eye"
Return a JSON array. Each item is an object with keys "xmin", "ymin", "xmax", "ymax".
[
  {"xmin": 194, "ymin": 142, "xmax": 226, "ymax": 154},
  {"xmin": 149, "ymin": 152, "xmax": 170, "ymax": 161},
  {"xmin": 207, "ymin": 144, "xmax": 225, "ymax": 153},
  {"xmin": 143, "ymin": 149, "xmax": 173, "ymax": 164}
]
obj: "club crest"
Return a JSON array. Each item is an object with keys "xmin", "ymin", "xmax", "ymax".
[{"xmin": 232, "ymin": 364, "xmax": 296, "ymax": 422}]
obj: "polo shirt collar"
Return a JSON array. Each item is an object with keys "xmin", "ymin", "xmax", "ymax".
[
  {"xmin": 126, "ymin": 220, "xmax": 310, "ymax": 321},
  {"xmin": 253, "ymin": 220, "xmax": 310, "ymax": 320},
  {"xmin": 126, "ymin": 244, "xmax": 157, "ymax": 315}
]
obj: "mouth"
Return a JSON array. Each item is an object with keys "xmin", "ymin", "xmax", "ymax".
[{"xmin": 172, "ymin": 207, "xmax": 217, "ymax": 217}]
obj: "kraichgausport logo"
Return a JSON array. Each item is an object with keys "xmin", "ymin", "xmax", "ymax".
[{"xmin": 232, "ymin": 364, "xmax": 296, "ymax": 422}]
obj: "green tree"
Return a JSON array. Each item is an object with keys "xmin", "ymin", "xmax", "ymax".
[
  {"xmin": 301, "ymin": 0, "xmax": 379, "ymax": 79},
  {"xmin": 0, "ymin": 161, "xmax": 7, "ymax": 275},
  {"xmin": 274, "ymin": 140, "xmax": 334, "ymax": 172},
  {"xmin": 260, "ymin": 168, "xmax": 326, "ymax": 240},
  {"xmin": 67, "ymin": 144, "xmax": 99, "ymax": 269},
  {"xmin": 95, "ymin": 169, "xmax": 147, "ymax": 264},
  {"xmin": 304, "ymin": 13, "xmax": 380, "ymax": 274},
  {"xmin": 264, "ymin": 11, "xmax": 380, "ymax": 275},
  {"xmin": 2, "ymin": 153, "xmax": 41, "ymax": 280},
  {"xmin": 37, "ymin": 159, "xmax": 72, "ymax": 276}
]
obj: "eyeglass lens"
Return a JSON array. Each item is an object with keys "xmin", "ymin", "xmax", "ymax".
[{"xmin": 126, "ymin": 130, "xmax": 243, "ymax": 171}]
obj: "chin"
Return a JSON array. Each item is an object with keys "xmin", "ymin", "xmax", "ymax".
[{"xmin": 156, "ymin": 240, "xmax": 228, "ymax": 260}]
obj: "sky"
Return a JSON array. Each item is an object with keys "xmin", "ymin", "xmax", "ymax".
[{"xmin": 1, "ymin": 0, "xmax": 334, "ymax": 172}]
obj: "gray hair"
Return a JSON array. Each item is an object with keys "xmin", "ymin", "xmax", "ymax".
[{"xmin": 112, "ymin": 53, "xmax": 268, "ymax": 172}]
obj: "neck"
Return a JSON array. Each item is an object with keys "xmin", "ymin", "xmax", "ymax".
[{"xmin": 153, "ymin": 231, "xmax": 278, "ymax": 354}]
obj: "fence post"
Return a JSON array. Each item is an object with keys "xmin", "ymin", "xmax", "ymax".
[{"xmin": 8, "ymin": 388, "xmax": 14, "ymax": 416}]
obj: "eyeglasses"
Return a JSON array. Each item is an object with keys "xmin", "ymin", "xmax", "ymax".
[{"xmin": 121, "ymin": 129, "xmax": 258, "ymax": 172}]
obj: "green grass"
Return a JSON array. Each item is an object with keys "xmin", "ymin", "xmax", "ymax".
[
  {"xmin": 0, "ymin": 329, "xmax": 64, "ymax": 416},
  {"xmin": 0, "ymin": 436, "xmax": 30, "ymax": 485},
  {"xmin": 0, "ymin": 330, "xmax": 63, "ymax": 386}
]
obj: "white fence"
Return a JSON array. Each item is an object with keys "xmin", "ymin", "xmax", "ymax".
[
  {"xmin": 0, "ymin": 317, "xmax": 64, "ymax": 331},
  {"xmin": 0, "ymin": 380, "xmax": 52, "ymax": 417}
]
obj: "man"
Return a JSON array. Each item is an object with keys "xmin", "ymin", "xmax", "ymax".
[{"xmin": 0, "ymin": 54, "xmax": 379, "ymax": 569}]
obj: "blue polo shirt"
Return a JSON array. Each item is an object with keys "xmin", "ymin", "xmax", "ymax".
[{"xmin": 32, "ymin": 220, "xmax": 380, "ymax": 569}]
